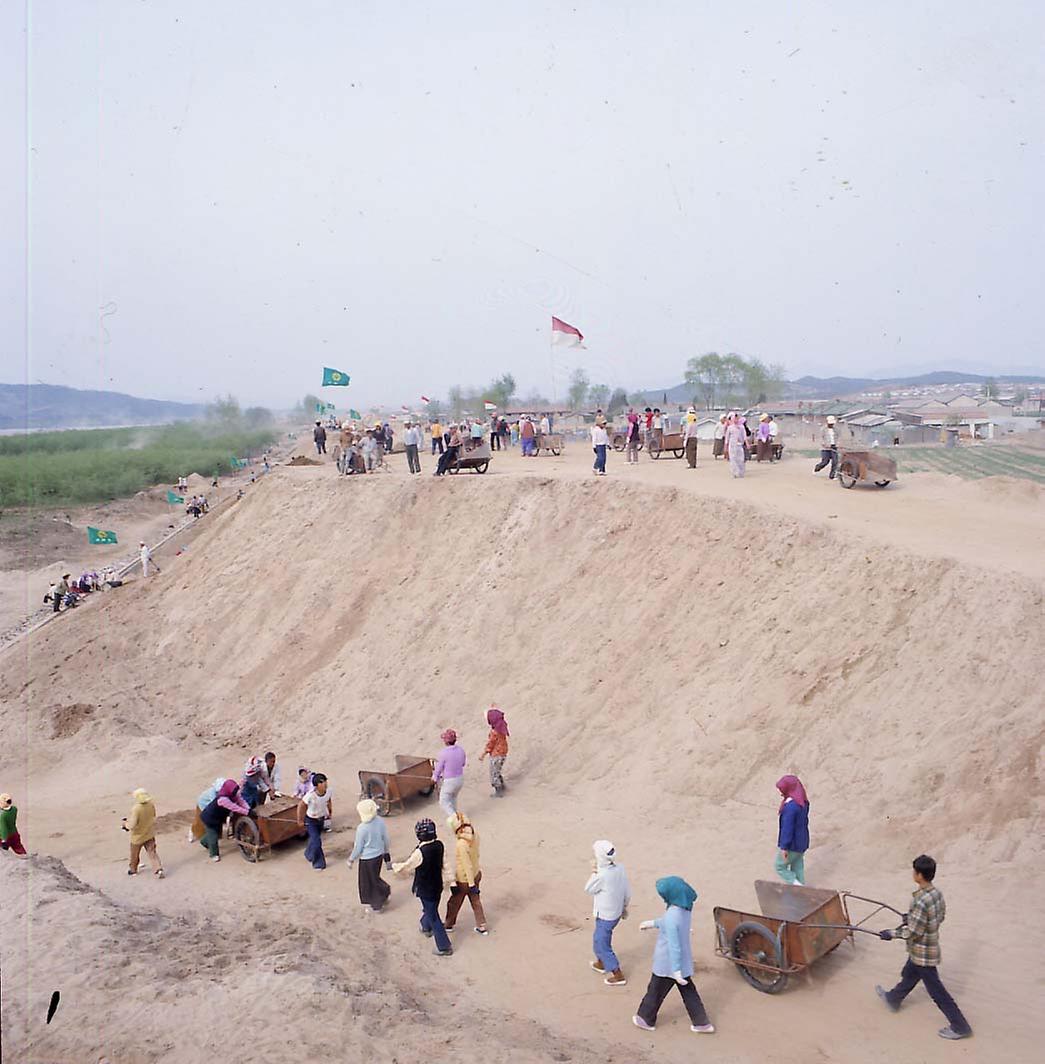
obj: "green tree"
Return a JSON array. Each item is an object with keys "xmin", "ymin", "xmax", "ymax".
[
  {"xmin": 982, "ymin": 377, "xmax": 998, "ymax": 399},
  {"xmin": 607, "ymin": 388, "xmax": 629, "ymax": 416},
  {"xmin": 588, "ymin": 383, "xmax": 610, "ymax": 410},
  {"xmin": 299, "ymin": 393, "xmax": 322, "ymax": 417},
  {"xmin": 1013, "ymin": 387, "xmax": 1027, "ymax": 406},
  {"xmin": 426, "ymin": 399, "xmax": 444, "ymax": 420},
  {"xmin": 485, "ymin": 373, "xmax": 517, "ymax": 409},
  {"xmin": 205, "ymin": 394, "xmax": 242, "ymax": 426},
  {"xmin": 685, "ymin": 352, "xmax": 724, "ymax": 409},
  {"xmin": 447, "ymin": 385, "xmax": 464, "ymax": 418},
  {"xmin": 567, "ymin": 368, "xmax": 590, "ymax": 410},
  {"xmin": 243, "ymin": 406, "xmax": 274, "ymax": 428}
]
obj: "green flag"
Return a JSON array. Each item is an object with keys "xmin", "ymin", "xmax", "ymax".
[
  {"xmin": 167, "ymin": 491, "xmax": 184, "ymax": 504},
  {"xmin": 315, "ymin": 403, "xmax": 324, "ymax": 412},
  {"xmin": 322, "ymin": 367, "xmax": 350, "ymax": 387},
  {"xmin": 87, "ymin": 527, "xmax": 118, "ymax": 544},
  {"xmin": 349, "ymin": 408, "xmax": 361, "ymax": 420}
]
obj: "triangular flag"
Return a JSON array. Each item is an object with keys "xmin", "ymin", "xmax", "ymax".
[
  {"xmin": 551, "ymin": 316, "xmax": 585, "ymax": 348},
  {"xmin": 322, "ymin": 367, "xmax": 350, "ymax": 386}
]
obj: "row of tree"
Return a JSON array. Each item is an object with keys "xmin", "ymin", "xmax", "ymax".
[
  {"xmin": 205, "ymin": 394, "xmax": 275, "ymax": 429},
  {"xmin": 683, "ymin": 353, "xmax": 787, "ymax": 409}
]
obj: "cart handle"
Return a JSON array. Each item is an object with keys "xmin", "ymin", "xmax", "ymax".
[
  {"xmin": 809, "ymin": 922, "xmax": 896, "ymax": 938},
  {"xmin": 840, "ymin": 892, "xmax": 907, "ymax": 919}
]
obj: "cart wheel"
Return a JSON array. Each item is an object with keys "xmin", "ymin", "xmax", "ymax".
[
  {"xmin": 550, "ymin": 448, "xmax": 560, "ymax": 456},
  {"xmin": 649, "ymin": 441, "xmax": 662, "ymax": 460},
  {"xmin": 612, "ymin": 435, "xmax": 625, "ymax": 452},
  {"xmin": 731, "ymin": 921, "xmax": 788, "ymax": 993},
  {"xmin": 837, "ymin": 463, "xmax": 858, "ymax": 489},
  {"xmin": 448, "ymin": 461, "xmax": 460, "ymax": 475},
  {"xmin": 233, "ymin": 817, "xmax": 261, "ymax": 863},
  {"xmin": 672, "ymin": 449, "xmax": 684, "ymax": 459},
  {"xmin": 474, "ymin": 460, "xmax": 489, "ymax": 474},
  {"xmin": 874, "ymin": 479, "xmax": 890, "ymax": 487},
  {"xmin": 418, "ymin": 784, "xmax": 435, "ymax": 798},
  {"xmin": 364, "ymin": 779, "xmax": 393, "ymax": 816}
]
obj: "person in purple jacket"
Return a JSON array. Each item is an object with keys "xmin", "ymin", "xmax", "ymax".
[
  {"xmin": 775, "ymin": 775, "xmax": 810, "ymax": 884},
  {"xmin": 433, "ymin": 729, "xmax": 466, "ymax": 816}
]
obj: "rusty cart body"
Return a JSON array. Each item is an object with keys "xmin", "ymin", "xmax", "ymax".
[
  {"xmin": 449, "ymin": 438, "xmax": 491, "ymax": 474},
  {"xmin": 359, "ymin": 755, "xmax": 436, "ymax": 815},
  {"xmin": 714, "ymin": 880, "xmax": 903, "ymax": 993},
  {"xmin": 534, "ymin": 432, "xmax": 564, "ymax": 456},
  {"xmin": 837, "ymin": 449, "xmax": 897, "ymax": 489},
  {"xmin": 230, "ymin": 795, "xmax": 307, "ymax": 863},
  {"xmin": 649, "ymin": 430, "xmax": 685, "ymax": 459}
]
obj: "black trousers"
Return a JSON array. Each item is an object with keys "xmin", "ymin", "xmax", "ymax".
[
  {"xmin": 491, "ymin": 432, "xmax": 500, "ymax": 450},
  {"xmin": 435, "ymin": 446, "xmax": 459, "ymax": 475},
  {"xmin": 637, "ymin": 974, "xmax": 709, "ymax": 1028},
  {"xmin": 405, "ymin": 444, "xmax": 420, "ymax": 473},
  {"xmin": 432, "ymin": 437, "xmax": 444, "ymax": 455},
  {"xmin": 886, "ymin": 959, "xmax": 971, "ymax": 1034},
  {"xmin": 814, "ymin": 447, "xmax": 837, "ymax": 476}
]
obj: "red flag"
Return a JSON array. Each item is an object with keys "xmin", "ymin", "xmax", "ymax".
[
  {"xmin": 420, "ymin": 395, "xmax": 431, "ymax": 404},
  {"xmin": 551, "ymin": 315, "xmax": 585, "ymax": 348}
]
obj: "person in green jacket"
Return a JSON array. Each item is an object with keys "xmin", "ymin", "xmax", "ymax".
[{"xmin": 0, "ymin": 794, "xmax": 27, "ymax": 857}]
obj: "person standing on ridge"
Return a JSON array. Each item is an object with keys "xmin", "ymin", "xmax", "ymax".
[
  {"xmin": 313, "ymin": 421, "xmax": 327, "ymax": 455},
  {"xmin": 404, "ymin": 421, "xmax": 422, "ymax": 474},
  {"xmin": 875, "ymin": 855, "xmax": 973, "ymax": 1041},
  {"xmin": 591, "ymin": 419, "xmax": 609, "ymax": 476},
  {"xmin": 139, "ymin": 542, "xmax": 159, "ymax": 578}
]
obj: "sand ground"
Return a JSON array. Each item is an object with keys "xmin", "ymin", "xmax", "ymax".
[{"xmin": 1, "ymin": 433, "xmax": 1042, "ymax": 1063}]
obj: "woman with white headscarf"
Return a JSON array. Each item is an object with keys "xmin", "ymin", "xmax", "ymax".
[
  {"xmin": 724, "ymin": 413, "xmax": 747, "ymax": 479},
  {"xmin": 585, "ymin": 840, "xmax": 631, "ymax": 987},
  {"xmin": 347, "ymin": 799, "xmax": 392, "ymax": 911}
]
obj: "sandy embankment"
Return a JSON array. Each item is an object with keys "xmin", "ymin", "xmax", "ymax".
[{"xmin": 1, "ymin": 440, "xmax": 1042, "ymax": 1063}]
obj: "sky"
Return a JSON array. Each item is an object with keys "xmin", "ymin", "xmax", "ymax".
[{"xmin": 2, "ymin": 1, "xmax": 1043, "ymax": 410}]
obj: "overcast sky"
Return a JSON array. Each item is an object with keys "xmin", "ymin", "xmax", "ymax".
[{"xmin": 2, "ymin": 1, "xmax": 1042, "ymax": 409}]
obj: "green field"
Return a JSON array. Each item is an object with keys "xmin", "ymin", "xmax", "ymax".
[
  {"xmin": 795, "ymin": 445, "xmax": 1045, "ymax": 484},
  {"xmin": 0, "ymin": 422, "xmax": 278, "ymax": 508}
]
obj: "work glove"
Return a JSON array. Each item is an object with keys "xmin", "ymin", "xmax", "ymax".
[
  {"xmin": 879, "ymin": 930, "xmax": 893, "ymax": 940},
  {"xmin": 672, "ymin": 971, "xmax": 687, "ymax": 986},
  {"xmin": 639, "ymin": 920, "xmax": 656, "ymax": 931}
]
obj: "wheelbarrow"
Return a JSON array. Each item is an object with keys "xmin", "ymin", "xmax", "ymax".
[
  {"xmin": 358, "ymin": 755, "xmax": 436, "ymax": 815},
  {"xmin": 714, "ymin": 880, "xmax": 904, "ymax": 993}
]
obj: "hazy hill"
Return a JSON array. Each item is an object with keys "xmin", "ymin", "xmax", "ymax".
[{"xmin": 0, "ymin": 384, "xmax": 203, "ymax": 430}]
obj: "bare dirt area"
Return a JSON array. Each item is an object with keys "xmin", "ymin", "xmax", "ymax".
[{"xmin": 1, "ymin": 437, "xmax": 1042, "ymax": 1063}]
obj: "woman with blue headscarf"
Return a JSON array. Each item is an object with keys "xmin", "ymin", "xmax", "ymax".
[{"xmin": 632, "ymin": 876, "xmax": 714, "ymax": 1035}]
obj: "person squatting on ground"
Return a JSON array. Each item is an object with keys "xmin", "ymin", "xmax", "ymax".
[
  {"xmin": 586, "ymin": 840, "xmax": 631, "ymax": 986},
  {"xmin": 198, "ymin": 780, "xmax": 249, "ymax": 862},
  {"xmin": 123, "ymin": 788, "xmax": 164, "ymax": 878},
  {"xmin": 633, "ymin": 877, "xmax": 715, "ymax": 1035},
  {"xmin": 433, "ymin": 729, "xmax": 466, "ymax": 815},
  {"xmin": 814, "ymin": 416, "xmax": 839, "ymax": 478},
  {"xmin": 444, "ymin": 811, "xmax": 488, "ymax": 935},
  {"xmin": 347, "ymin": 798, "xmax": 392, "ymax": 912},
  {"xmin": 393, "ymin": 818, "xmax": 454, "ymax": 956},
  {"xmin": 875, "ymin": 854, "xmax": 973, "ymax": 1041},
  {"xmin": 775, "ymin": 774, "xmax": 810, "ymax": 885},
  {"xmin": 0, "ymin": 793, "xmax": 27, "ymax": 857},
  {"xmin": 299, "ymin": 772, "xmax": 332, "ymax": 870},
  {"xmin": 478, "ymin": 705, "xmax": 509, "ymax": 796}
]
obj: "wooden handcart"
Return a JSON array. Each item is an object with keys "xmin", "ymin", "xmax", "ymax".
[
  {"xmin": 837, "ymin": 450, "xmax": 897, "ymax": 489},
  {"xmin": 649, "ymin": 430, "xmax": 685, "ymax": 459},
  {"xmin": 534, "ymin": 432, "xmax": 564, "ymax": 456},
  {"xmin": 230, "ymin": 795, "xmax": 307, "ymax": 863},
  {"xmin": 359, "ymin": 755, "xmax": 436, "ymax": 816},
  {"xmin": 714, "ymin": 880, "xmax": 904, "ymax": 993},
  {"xmin": 449, "ymin": 439, "xmax": 491, "ymax": 474}
]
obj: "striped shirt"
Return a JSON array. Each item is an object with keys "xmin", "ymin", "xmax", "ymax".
[{"xmin": 898, "ymin": 886, "xmax": 946, "ymax": 966}]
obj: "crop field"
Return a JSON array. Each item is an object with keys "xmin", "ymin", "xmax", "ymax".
[
  {"xmin": 0, "ymin": 423, "xmax": 277, "ymax": 508},
  {"xmin": 795, "ymin": 444, "xmax": 1045, "ymax": 484}
]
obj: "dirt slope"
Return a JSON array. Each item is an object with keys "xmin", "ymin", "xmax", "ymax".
[{"xmin": 1, "ymin": 455, "xmax": 1043, "ymax": 1063}]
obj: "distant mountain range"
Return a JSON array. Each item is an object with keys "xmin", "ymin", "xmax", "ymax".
[
  {"xmin": 0, "ymin": 383, "xmax": 203, "ymax": 430},
  {"xmin": 635, "ymin": 371, "xmax": 1045, "ymax": 405}
]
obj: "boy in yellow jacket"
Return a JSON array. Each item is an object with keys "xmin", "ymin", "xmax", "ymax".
[{"xmin": 444, "ymin": 812, "xmax": 488, "ymax": 935}]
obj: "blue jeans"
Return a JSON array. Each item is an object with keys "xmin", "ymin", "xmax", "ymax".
[
  {"xmin": 304, "ymin": 815, "xmax": 326, "ymax": 868},
  {"xmin": 419, "ymin": 894, "xmax": 452, "ymax": 952},
  {"xmin": 593, "ymin": 916, "xmax": 621, "ymax": 971},
  {"xmin": 775, "ymin": 850, "xmax": 805, "ymax": 884},
  {"xmin": 886, "ymin": 959, "xmax": 972, "ymax": 1035},
  {"xmin": 593, "ymin": 444, "xmax": 607, "ymax": 472}
]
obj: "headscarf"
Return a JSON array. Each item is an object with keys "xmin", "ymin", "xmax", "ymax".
[
  {"xmin": 441, "ymin": 729, "xmax": 457, "ymax": 745},
  {"xmin": 244, "ymin": 756, "xmax": 263, "ymax": 777},
  {"xmin": 776, "ymin": 774, "xmax": 808, "ymax": 812},
  {"xmin": 593, "ymin": 840, "xmax": 616, "ymax": 868},
  {"xmin": 415, "ymin": 817, "xmax": 437, "ymax": 841},
  {"xmin": 218, "ymin": 779, "xmax": 239, "ymax": 800},
  {"xmin": 0, "ymin": 794, "xmax": 12, "ymax": 809},
  {"xmin": 486, "ymin": 707, "xmax": 509, "ymax": 736},
  {"xmin": 656, "ymin": 875, "xmax": 698, "ymax": 910},
  {"xmin": 627, "ymin": 408, "xmax": 638, "ymax": 425},
  {"xmin": 132, "ymin": 788, "xmax": 153, "ymax": 804},
  {"xmin": 357, "ymin": 798, "xmax": 378, "ymax": 824}
]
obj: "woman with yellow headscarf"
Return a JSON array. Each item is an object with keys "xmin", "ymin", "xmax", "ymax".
[{"xmin": 123, "ymin": 788, "xmax": 164, "ymax": 878}]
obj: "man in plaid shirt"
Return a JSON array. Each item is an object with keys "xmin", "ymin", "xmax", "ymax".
[{"xmin": 875, "ymin": 855, "xmax": 973, "ymax": 1040}]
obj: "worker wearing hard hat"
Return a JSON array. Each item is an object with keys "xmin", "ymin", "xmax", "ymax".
[{"xmin": 813, "ymin": 416, "xmax": 839, "ymax": 479}]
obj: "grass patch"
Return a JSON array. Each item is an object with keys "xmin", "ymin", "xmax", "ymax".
[{"xmin": 0, "ymin": 422, "xmax": 278, "ymax": 508}]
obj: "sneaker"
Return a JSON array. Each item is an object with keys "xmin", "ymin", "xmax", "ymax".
[
  {"xmin": 154, "ymin": 869, "xmax": 165, "ymax": 879},
  {"xmin": 433, "ymin": 947, "xmax": 454, "ymax": 957},
  {"xmin": 590, "ymin": 959, "xmax": 606, "ymax": 973},
  {"xmin": 875, "ymin": 985, "xmax": 899, "ymax": 1013},
  {"xmin": 210, "ymin": 855, "xmax": 221, "ymax": 862},
  {"xmin": 445, "ymin": 926, "xmax": 456, "ymax": 933},
  {"xmin": 632, "ymin": 1015, "xmax": 655, "ymax": 1032},
  {"xmin": 938, "ymin": 1027, "xmax": 972, "ymax": 1040},
  {"xmin": 604, "ymin": 971, "xmax": 627, "ymax": 987},
  {"xmin": 691, "ymin": 1024, "xmax": 715, "ymax": 1034},
  {"xmin": 474, "ymin": 926, "xmax": 489, "ymax": 936},
  {"xmin": 127, "ymin": 869, "xmax": 137, "ymax": 876},
  {"xmin": 420, "ymin": 924, "xmax": 433, "ymax": 938}
]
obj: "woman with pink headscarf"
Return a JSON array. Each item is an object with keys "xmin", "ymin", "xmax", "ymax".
[
  {"xmin": 724, "ymin": 413, "xmax": 747, "ymax": 479},
  {"xmin": 775, "ymin": 775, "xmax": 810, "ymax": 884},
  {"xmin": 433, "ymin": 729, "xmax": 467, "ymax": 816},
  {"xmin": 478, "ymin": 705, "xmax": 510, "ymax": 796}
]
